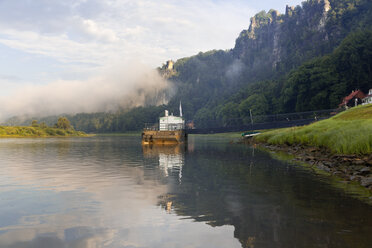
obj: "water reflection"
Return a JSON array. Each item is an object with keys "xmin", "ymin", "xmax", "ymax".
[
  {"xmin": 0, "ymin": 227, "xmax": 117, "ymax": 248},
  {"xmin": 143, "ymin": 144, "xmax": 185, "ymax": 182},
  {"xmin": 156, "ymin": 137, "xmax": 372, "ymax": 248},
  {"xmin": 0, "ymin": 137, "xmax": 240, "ymax": 248},
  {"xmin": 0, "ymin": 136, "xmax": 371, "ymax": 247},
  {"xmin": 143, "ymin": 144, "xmax": 186, "ymax": 215}
]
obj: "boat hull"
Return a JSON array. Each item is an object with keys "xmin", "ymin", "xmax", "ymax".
[{"xmin": 141, "ymin": 130, "xmax": 187, "ymax": 145}]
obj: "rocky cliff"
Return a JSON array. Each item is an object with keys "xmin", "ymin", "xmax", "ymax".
[
  {"xmin": 164, "ymin": 0, "xmax": 372, "ymax": 120},
  {"xmin": 233, "ymin": 0, "xmax": 332, "ymax": 77}
]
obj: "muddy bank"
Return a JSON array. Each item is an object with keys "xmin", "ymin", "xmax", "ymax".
[{"xmin": 242, "ymin": 138, "xmax": 372, "ymax": 191}]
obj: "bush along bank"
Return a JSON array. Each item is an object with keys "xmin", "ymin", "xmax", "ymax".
[
  {"xmin": 0, "ymin": 118, "xmax": 88, "ymax": 138},
  {"xmin": 250, "ymin": 104, "xmax": 372, "ymax": 191},
  {"xmin": 0, "ymin": 126, "xmax": 88, "ymax": 138}
]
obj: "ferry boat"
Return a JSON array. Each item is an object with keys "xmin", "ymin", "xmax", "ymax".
[{"xmin": 142, "ymin": 103, "xmax": 187, "ymax": 145}]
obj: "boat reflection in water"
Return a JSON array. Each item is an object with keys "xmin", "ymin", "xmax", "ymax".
[
  {"xmin": 142, "ymin": 144, "xmax": 186, "ymax": 214},
  {"xmin": 142, "ymin": 144, "xmax": 185, "ymax": 183},
  {"xmin": 144, "ymin": 138, "xmax": 372, "ymax": 248}
]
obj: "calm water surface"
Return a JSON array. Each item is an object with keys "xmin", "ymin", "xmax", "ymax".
[{"xmin": 0, "ymin": 136, "xmax": 371, "ymax": 248}]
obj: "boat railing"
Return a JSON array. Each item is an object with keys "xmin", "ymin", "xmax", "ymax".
[
  {"xmin": 159, "ymin": 123, "xmax": 184, "ymax": 131},
  {"xmin": 144, "ymin": 123, "xmax": 186, "ymax": 131},
  {"xmin": 144, "ymin": 123, "xmax": 159, "ymax": 131}
]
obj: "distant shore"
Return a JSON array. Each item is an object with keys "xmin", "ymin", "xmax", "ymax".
[{"xmin": 0, "ymin": 126, "xmax": 89, "ymax": 138}]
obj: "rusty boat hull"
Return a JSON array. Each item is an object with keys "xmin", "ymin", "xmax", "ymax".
[{"xmin": 141, "ymin": 130, "xmax": 187, "ymax": 145}]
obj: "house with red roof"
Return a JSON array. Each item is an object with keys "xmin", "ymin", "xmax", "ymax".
[
  {"xmin": 362, "ymin": 89, "xmax": 372, "ymax": 105},
  {"xmin": 339, "ymin": 90, "xmax": 366, "ymax": 108}
]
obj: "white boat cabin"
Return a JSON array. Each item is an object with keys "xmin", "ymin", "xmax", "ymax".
[{"xmin": 159, "ymin": 110, "xmax": 185, "ymax": 131}]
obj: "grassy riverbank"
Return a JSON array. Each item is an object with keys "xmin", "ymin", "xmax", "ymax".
[
  {"xmin": 0, "ymin": 126, "xmax": 88, "ymax": 138},
  {"xmin": 255, "ymin": 104, "xmax": 372, "ymax": 155}
]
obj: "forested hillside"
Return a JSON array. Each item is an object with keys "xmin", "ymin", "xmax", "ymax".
[
  {"xmin": 194, "ymin": 30, "xmax": 372, "ymax": 128},
  {"xmin": 167, "ymin": 0, "xmax": 372, "ymax": 126},
  {"xmin": 5, "ymin": 0, "xmax": 372, "ymax": 132}
]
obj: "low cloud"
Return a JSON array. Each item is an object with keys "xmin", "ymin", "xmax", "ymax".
[
  {"xmin": 225, "ymin": 59, "xmax": 244, "ymax": 80},
  {"xmin": 0, "ymin": 62, "xmax": 173, "ymax": 120}
]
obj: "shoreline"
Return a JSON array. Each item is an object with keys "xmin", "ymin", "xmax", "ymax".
[
  {"xmin": 0, "ymin": 134, "xmax": 93, "ymax": 138},
  {"xmin": 242, "ymin": 138, "xmax": 372, "ymax": 192},
  {"xmin": 0, "ymin": 126, "xmax": 90, "ymax": 138}
]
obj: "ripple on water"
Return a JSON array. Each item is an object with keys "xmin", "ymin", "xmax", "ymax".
[{"xmin": 0, "ymin": 136, "xmax": 371, "ymax": 248}]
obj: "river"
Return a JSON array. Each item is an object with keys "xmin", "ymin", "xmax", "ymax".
[{"xmin": 0, "ymin": 136, "xmax": 371, "ymax": 248}]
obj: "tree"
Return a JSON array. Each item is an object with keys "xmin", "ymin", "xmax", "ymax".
[
  {"xmin": 31, "ymin": 120, "xmax": 39, "ymax": 127},
  {"xmin": 55, "ymin": 117, "xmax": 73, "ymax": 130},
  {"xmin": 40, "ymin": 122, "xmax": 48, "ymax": 129},
  {"xmin": 238, "ymin": 94, "xmax": 269, "ymax": 124},
  {"xmin": 216, "ymin": 102, "xmax": 240, "ymax": 127}
]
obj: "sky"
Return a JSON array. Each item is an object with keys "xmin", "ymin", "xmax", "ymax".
[{"xmin": 0, "ymin": 0, "xmax": 303, "ymax": 119}]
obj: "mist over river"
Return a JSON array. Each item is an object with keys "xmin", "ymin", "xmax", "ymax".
[{"xmin": 0, "ymin": 136, "xmax": 371, "ymax": 248}]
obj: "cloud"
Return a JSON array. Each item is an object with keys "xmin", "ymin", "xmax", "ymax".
[
  {"xmin": 0, "ymin": 0, "xmax": 258, "ymax": 120},
  {"xmin": 63, "ymin": 17, "xmax": 120, "ymax": 43},
  {"xmin": 0, "ymin": 74, "xmax": 22, "ymax": 82},
  {"xmin": 0, "ymin": 29, "xmax": 105, "ymax": 64},
  {"xmin": 0, "ymin": 0, "xmax": 257, "ymax": 68},
  {"xmin": 0, "ymin": 74, "xmax": 25, "ymax": 97},
  {"xmin": 78, "ymin": 19, "xmax": 118, "ymax": 42},
  {"xmin": 0, "ymin": 0, "xmax": 302, "ymax": 118},
  {"xmin": 0, "ymin": 62, "xmax": 173, "ymax": 120}
]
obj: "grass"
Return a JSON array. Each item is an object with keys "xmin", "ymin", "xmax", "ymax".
[
  {"xmin": 0, "ymin": 126, "xmax": 88, "ymax": 138},
  {"xmin": 255, "ymin": 104, "xmax": 372, "ymax": 155}
]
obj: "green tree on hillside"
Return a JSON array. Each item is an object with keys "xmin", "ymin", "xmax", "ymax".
[
  {"xmin": 31, "ymin": 120, "xmax": 39, "ymax": 127},
  {"xmin": 239, "ymin": 94, "xmax": 269, "ymax": 124},
  {"xmin": 55, "ymin": 117, "xmax": 73, "ymax": 130}
]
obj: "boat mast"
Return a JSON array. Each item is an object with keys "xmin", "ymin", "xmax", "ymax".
[{"xmin": 179, "ymin": 101, "xmax": 183, "ymax": 117}]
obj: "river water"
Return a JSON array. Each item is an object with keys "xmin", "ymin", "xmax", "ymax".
[{"xmin": 0, "ymin": 136, "xmax": 371, "ymax": 248}]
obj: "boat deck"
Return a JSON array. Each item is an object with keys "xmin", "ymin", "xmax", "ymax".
[{"xmin": 142, "ymin": 130, "xmax": 187, "ymax": 145}]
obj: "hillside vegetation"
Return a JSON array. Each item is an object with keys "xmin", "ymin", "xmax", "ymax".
[
  {"xmin": 193, "ymin": 30, "xmax": 372, "ymax": 128},
  {"xmin": 167, "ymin": 0, "xmax": 372, "ymax": 127},
  {"xmin": 255, "ymin": 104, "xmax": 372, "ymax": 155},
  {"xmin": 5, "ymin": 0, "xmax": 372, "ymax": 133}
]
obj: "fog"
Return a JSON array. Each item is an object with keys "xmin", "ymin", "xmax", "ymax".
[
  {"xmin": 225, "ymin": 59, "xmax": 244, "ymax": 81},
  {"xmin": 0, "ymin": 62, "xmax": 173, "ymax": 121}
]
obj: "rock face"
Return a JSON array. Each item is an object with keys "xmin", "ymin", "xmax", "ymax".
[
  {"xmin": 234, "ymin": 10, "xmax": 282, "ymax": 70},
  {"xmin": 318, "ymin": 0, "xmax": 331, "ymax": 31},
  {"xmin": 233, "ymin": 0, "xmax": 332, "ymax": 75},
  {"xmin": 159, "ymin": 60, "xmax": 177, "ymax": 79}
]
